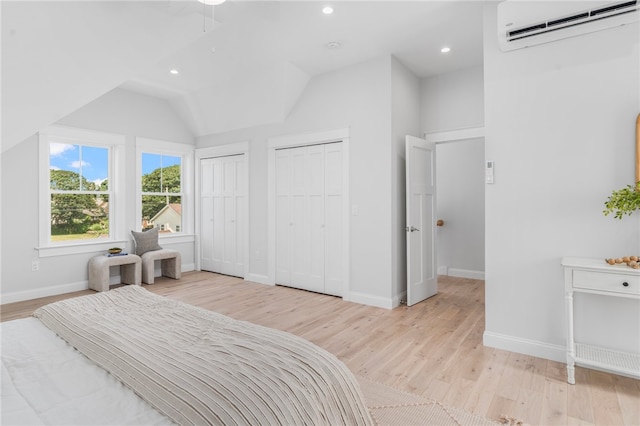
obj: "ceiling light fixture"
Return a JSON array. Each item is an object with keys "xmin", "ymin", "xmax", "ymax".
[
  {"xmin": 169, "ymin": 69, "xmax": 179, "ymax": 75},
  {"xmin": 322, "ymin": 6, "xmax": 334, "ymax": 15},
  {"xmin": 198, "ymin": 0, "xmax": 226, "ymax": 5},
  {"xmin": 440, "ymin": 46, "xmax": 451, "ymax": 53},
  {"xmin": 326, "ymin": 41, "xmax": 342, "ymax": 50}
]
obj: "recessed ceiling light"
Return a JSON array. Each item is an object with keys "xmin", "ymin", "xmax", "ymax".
[
  {"xmin": 169, "ymin": 69, "xmax": 179, "ymax": 75},
  {"xmin": 322, "ymin": 6, "xmax": 334, "ymax": 15},
  {"xmin": 198, "ymin": 0, "xmax": 226, "ymax": 5},
  {"xmin": 440, "ymin": 46, "xmax": 451, "ymax": 54},
  {"xmin": 326, "ymin": 41, "xmax": 342, "ymax": 50}
]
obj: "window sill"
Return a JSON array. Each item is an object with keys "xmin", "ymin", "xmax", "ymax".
[
  {"xmin": 36, "ymin": 240, "xmax": 129, "ymax": 258},
  {"xmin": 158, "ymin": 234, "xmax": 195, "ymax": 245},
  {"xmin": 36, "ymin": 234, "xmax": 195, "ymax": 258}
]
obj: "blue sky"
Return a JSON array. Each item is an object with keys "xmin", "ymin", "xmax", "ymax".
[{"xmin": 50, "ymin": 143, "xmax": 180, "ymax": 185}]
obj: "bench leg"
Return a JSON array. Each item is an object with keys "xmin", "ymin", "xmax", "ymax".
[
  {"xmin": 121, "ymin": 262, "xmax": 141, "ymax": 286},
  {"xmin": 89, "ymin": 264, "xmax": 110, "ymax": 292},
  {"xmin": 161, "ymin": 255, "xmax": 181, "ymax": 280},
  {"xmin": 142, "ymin": 260, "xmax": 155, "ymax": 285}
]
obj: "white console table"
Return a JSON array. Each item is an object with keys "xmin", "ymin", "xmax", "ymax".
[{"xmin": 562, "ymin": 257, "xmax": 640, "ymax": 384}]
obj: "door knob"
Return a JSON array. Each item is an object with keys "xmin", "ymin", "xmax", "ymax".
[{"xmin": 436, "ymin": 219, "xmax": 444, "ymax": 227}]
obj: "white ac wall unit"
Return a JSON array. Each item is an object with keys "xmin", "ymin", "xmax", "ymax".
[{"xmin": 497, "ymin": 0, "xmax": 639, "ymax": 52}]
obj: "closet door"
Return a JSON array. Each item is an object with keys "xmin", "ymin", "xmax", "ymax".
[
  {"xmin": 275, "ymin": 143, "xmax": 342, "ymax": 296},
  {"xmin": 200, "ymin": 159, "xmax": 216, "ymax": 272},
  {"xmin": 305, "ymin": 145, "xmax": 325, "ymax": 292},
  {"xmin": 200, "ymin": 155, "xmax": 245, "ymax": 278},
  {"xmin": 324, "ymin": 143, "xmax": 343, "ymax": 296},
  {"xmin": 275, "ymin": 149, "xmax": 292, "ymax": 285}
]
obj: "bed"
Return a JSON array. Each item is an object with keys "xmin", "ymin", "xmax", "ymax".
[{"xmin": 1, "ymin": 286, "xmax": 373, "ymax": 425}]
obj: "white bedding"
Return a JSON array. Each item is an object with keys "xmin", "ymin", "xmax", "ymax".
[
  {"xmin": 1, "ymin": 317, "xmax": 173, "ymax": 426},
  {"xmin": 31, "ymin": 286, "xmax": 372, "ymax": 426}
]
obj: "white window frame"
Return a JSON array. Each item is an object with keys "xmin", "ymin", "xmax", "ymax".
[
  {"xmin": 136, "ymin": 138, "xmax": 194, "ymax": 243},
  {"xmin": 37, "ymin": 125, "xmax": 126, "ymax": 257}
]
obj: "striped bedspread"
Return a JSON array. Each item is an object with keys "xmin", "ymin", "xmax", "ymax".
[{"xmin": 33, "ymin": 286, "xmax": 372, "ymax": 426}]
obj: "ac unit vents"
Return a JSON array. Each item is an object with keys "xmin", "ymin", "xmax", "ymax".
[{"xmin": 497, "ymin": 0, "xmax": 639, "ymax": 51}]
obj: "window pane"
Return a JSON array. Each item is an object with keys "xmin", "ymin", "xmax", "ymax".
[
  {"xmin": 50, "ymin": 143, "xmax": 79, "ymax": 190},
  {"xmin": 142, "ymin": 154, "xmax": 181, "ymax": 193},
  {"xmin": 141, "ymin": 195, "xmax": 181, "ymax": 232},
  {"xmin": 50, "ymin": 194, "xmax": 109, "ymax": 242},
  {"xmin": 162, "ymin": 156, "xmax": 181, "ymax": 193},
  {"xmin": 142, "ymin": 153, "xmax": 162, "ymax": 192},
  {"xmin": 49, "ymin": 144, "xmax": 109, "ymax": 191},
  {"xmin": 82, "ymin": 146, "xmax": 109, "ymax": 190}
]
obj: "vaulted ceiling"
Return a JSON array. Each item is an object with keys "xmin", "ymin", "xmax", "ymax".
[{"xmin": 1, "ymin": 1, "xmax": 485, "ymax": 153}]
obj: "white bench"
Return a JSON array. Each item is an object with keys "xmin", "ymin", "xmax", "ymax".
[
  {"xmin": 141, "ymin": 249, "xmax": 182, "ymax": 284},
  {"xmin": 88, "ymin": 254, "xmax": 142, "ymax": 292}
]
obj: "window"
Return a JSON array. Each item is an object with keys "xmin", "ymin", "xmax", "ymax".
[
  {"xmin": 136, "ymin": 138, "xmax": 193, "ymax": 238},
  {"xmin": 140, "ymin": 153, "xmax": 182, "ymax": 233},
  {"xmin": 49, "ymin": 144, "xmax": 110, "ymax": 242},
  {"xmin": 39, "ymin": 126, "xmax": 126, "ymax": 256}
]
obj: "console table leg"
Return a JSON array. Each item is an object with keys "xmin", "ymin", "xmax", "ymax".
[{"xmin": 566, "ymin": 360, "xmax": 576, "ymax": 385}]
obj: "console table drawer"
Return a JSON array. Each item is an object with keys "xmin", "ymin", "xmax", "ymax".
[{"xmin": 573, "ymin": 270, "xmax": 640, "ymax": 295}]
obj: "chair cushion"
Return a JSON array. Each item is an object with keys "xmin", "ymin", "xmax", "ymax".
[{"xmin": 131, "ymin": 228, "xmax": 162, "ymax": 256}]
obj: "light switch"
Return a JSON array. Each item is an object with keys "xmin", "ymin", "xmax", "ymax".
[{"xmin": 351, "ymin": 204, "xmax": 359, "ymax": 216}]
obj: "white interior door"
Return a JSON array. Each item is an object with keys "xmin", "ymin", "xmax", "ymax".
[
  {"xmin": 406, "ymin": 135, "xmax": 437, "ymax": 306},
  {"xmin": 200, "ymin": 155, "xmax": 245, "ymax": 278}
]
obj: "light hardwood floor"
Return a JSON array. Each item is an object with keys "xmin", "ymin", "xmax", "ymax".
[{"xmin": 2, "ymin": 272, "xmax": 639, "ymax": 425}]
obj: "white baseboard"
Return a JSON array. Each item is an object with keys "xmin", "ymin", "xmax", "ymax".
[
  {"xmin": 483, "ymin": 331, "xmax": 566, "ymax": 363},
  {"xmin": 1, "ymin": 280, "xmax": 89, "ymax": 305},
  {"xmin": 1, "ymin": 264, "xmax": 197, "ymax": 305},
  {"xmin": 244, "ymin": 273, "xmax": 273, "ymax": 286},
  {"xmin": 438, "ymin": 265, "xmax": 485, "ymax": 280},
  {"xmin": 347, "ymin": 291, "xmax": 394, "ymax": 310}
]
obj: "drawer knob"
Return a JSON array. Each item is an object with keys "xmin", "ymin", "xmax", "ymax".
[{"xmin": 622, "ymin": 282, "xmax": 629, "ymax": 287}]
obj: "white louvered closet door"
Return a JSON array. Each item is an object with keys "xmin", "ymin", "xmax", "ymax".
[
  {"xmin": 275, "ymin": 143, "xmax": 343, "ymax": 296},
  {"xmin": 200, "ymin": 155, "xmax": 245, "ymax": 278}
]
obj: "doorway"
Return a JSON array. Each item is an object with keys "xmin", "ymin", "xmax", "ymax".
[{"xmin": 434, "ymin": 136, "xmax": 485, "ymax": 280}]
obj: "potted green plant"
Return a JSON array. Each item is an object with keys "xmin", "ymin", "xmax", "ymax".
[{"xmin": 603, "ymin": 181, "xmax": 640, "ymax": 219}]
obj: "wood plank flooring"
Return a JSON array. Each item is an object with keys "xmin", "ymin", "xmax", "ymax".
[{"xmin": 2, "ymin": 272, "xmax": 639, "ymax": 425}]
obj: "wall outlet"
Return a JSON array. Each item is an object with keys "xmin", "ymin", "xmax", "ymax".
[{"xmin": 31, "ymin": 261, "xmax": 39, "ymax": 272}]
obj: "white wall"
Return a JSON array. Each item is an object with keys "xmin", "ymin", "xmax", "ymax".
[
  {"xmin": 421, "ymin": 65, "xmax": 484, "ymax": 133},
  {"xmin": 421, "ymin": 66, "xmax": 485, "ymax": 278},
  {"xmin": 390, "ymin": 57, "xmax": 421, "ymax": 302},
  {"xmin": 483, "ymin": 3, "xmax": 640, "ymax": 360},
  {"xmin": 198, "ymin": 56, "xmax": 402, "ymax": 308},
  {"xmin": 58, "ymin": 88, "xmax": 194, "ymax": 145},
  {"xmin": 1, "ymin": 89, "xmax": 195, "ymax": 303}
]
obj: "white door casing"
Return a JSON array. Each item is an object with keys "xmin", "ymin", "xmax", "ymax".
[{"xmin": 406, "ymin": 135, "xmax": 438, "ymax": 306}]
